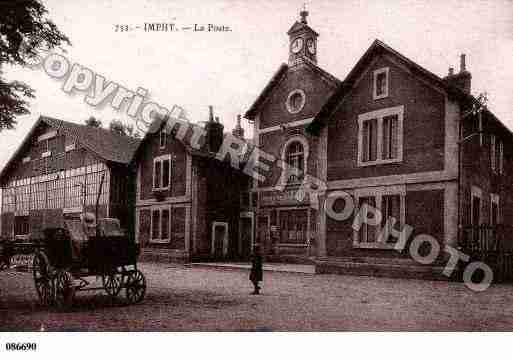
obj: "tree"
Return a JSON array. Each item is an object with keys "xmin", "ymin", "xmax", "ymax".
[
  {"xmin": 125, "ymin": 123, "xmax": 142, "ymax": 139},
  {"xmin": 85, "ymin": 116, "xmax": 102, "ymax": 128},
  {"xmin": 109, "ymin": 119, "xmax": 142, "ymax": 139},
  {"xmin": 0, "ymin": 0, "xmax": 70, "ymax": 131},
  {"xmin": 109, "ymin": 119, "xmax": 127, "ymax": 136}
]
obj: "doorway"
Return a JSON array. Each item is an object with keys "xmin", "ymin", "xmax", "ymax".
[
  {"xmin": 211, "ymin": 222, "xmax": 228, "ymax": 259},
  {"xmin": 239, "ymin": 214, "xmax": 254, "ymax": 260}
]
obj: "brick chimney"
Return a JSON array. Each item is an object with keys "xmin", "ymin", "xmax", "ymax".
[
  {"xmin": 444, "ymin": 54, "xmax": 472, "ymax": 94},
  {"xmin": 204, "ymin": 106, "xmax": 224, "ymax": 153}
]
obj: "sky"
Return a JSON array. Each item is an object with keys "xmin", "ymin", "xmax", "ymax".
[{"xmin": 1, "ymin": 0, "xmax": 512, "ymax": 171}]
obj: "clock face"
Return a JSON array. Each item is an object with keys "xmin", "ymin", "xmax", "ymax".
[
  {"xmin": 307, "ymin": 39, "xmax": 316, "ymax": 54},
  {"xmin": 291, "ymin": 37, "xmax": 304, "ymax": 53}
]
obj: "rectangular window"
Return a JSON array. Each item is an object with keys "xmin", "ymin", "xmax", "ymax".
[
  {"xmin": 382, "ymin": 115, "xmax": 398, "ymax": 160},
  {"xmin": 154, "ymin": 161, "xmax": 161, "ymax": 189},
  {"xmin": 358, "ymin": 106, "xmax": 404, "ymax": 166},
  {"xmin": 373, "ymin": 67, "xmax": 389, "ymax": 100},
  {"xmin": 471, "ymin": 187, "xmax": 482, "ymax": 226},
  {"xmin": 381, "ymin": 194, "xmax": 401, "ymax": 243},
  {"xmin": 14, "ymin": 216, "xmax": 29, "ymax": 236},
  {"xmin": 279, "ymin": 209, "xmax": 308, "ymax": 245},
  {"xmin": 354, "ymin": 186, "xmax": 405, "ymax": 249},
  {"xmin": 490, "ymin": 194, "xmax": 500, "ymax": 226},
  {"xmin": 499, "ymin": 141, "xmax": 504, "ymax": 174},
  {"xmin": 152, "ymin": 210, "xmax": 160, "ymax": 240},
  {"xmin": 151, "ymin": 207, "xmax": 171, "ymax": 243},
  {"xmin": 153, "ymin": 156, "xmax": 171, "ymax": 190},
  {"xmin": 161, "ymin": 209, "xmax": 170, "ymax": 240},
  {"xmin": 358, "ymin": 196, "xmax": 376, "ymax": 244},
  {"xmin": 162, "ymin": 160, "xmax": 170, "ymax": 188},
  {"xmin": 160, "ymin": 130, "xmax": 167, "ymax": 148},
  {"xmin": 491, "ymin": 135, "xmax": 497, "ymax": 172},
  {"xmin": 362, "ymin": 119, "xmax": 378, "ymax": 162}
]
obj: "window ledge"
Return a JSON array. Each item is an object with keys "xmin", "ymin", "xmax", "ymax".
[
  {"xmin": 358, "ymin": 158, "xmax": 402, "ymax": 167},
  {"xmin": 373, "ymin": 94, "xmax": 389, "ymax": 101},
  {"xmin": 152, "ymin": 187, "xmax": 170, "ymax": 192},
  {"xmin": 276, "ymin": 243, "xmax": 308, "ymax": 247},
  {"xmin": 149, "ymin": 239, "xmax": 170, "ymax": 244},
  {"xmin": 41, "ymin": 151, "xmax": 52, "ymax": 158}
]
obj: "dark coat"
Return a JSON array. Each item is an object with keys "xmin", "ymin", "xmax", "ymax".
[{"xmin": 249, "ymin": 253, "xmax": 263, "ymax": 282}]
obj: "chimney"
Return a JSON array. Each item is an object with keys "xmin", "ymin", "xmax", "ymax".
[
  {"xmin": 232, "ymin": 114, "xmax": 245, "ymax": 139},
  {"xmin": 204, "ymin": 106, "xmax": 224, "ymax": 153},
  {"xmin": 444, "ymin": 54, "xmax": 471, "ymax": 94}
]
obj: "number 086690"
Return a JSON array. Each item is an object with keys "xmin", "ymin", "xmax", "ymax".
[{"xmin": 6, "ymin": 343, "xmax": 37, "ymax": 351}]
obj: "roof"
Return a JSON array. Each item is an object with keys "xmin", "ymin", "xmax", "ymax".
[
  {"xmin": 0, "ymin": 115, "xmax": 141, "ymax": 181},
  {"xmin": 287, "ymin": 21, "xmax": 319, "ymax": 37},
  {"xmin": 133, "ymin": 116, "xmax": 255, "ymax": 165},
  {"xmin": 307, "ymin": 39, "xmax": 509, "ymax": 136},
  {"xmin": 244, "ymin": 59, "xmax": 341, "ymax": 120},
  {"xmin": 42, "ymin": 116, "xmax": 141, "ymax": 164}
]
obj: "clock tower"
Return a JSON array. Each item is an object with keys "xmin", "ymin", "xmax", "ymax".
[{"xmin": 287, "ymin": 9, "xmax": 319, "ymax": 66}]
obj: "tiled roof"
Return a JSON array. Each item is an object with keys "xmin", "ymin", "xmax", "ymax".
[
  {"xmin": 41, "ymin": 116, "xmax": 141, "ymax": 164},
  {"xmin": 0, "ymin": 115, "xmax": 141, "ymax": 182}
]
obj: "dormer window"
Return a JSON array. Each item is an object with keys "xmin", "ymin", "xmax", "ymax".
[{"xmin": 373, "ymin": 67, "xmax": 389, "ymax": 100}]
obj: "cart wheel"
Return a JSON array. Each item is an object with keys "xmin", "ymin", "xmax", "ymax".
[
  {"xmin": 102, "ymin": 273, "xmax": 123, "ymax": 297},
  {"xmin": 125, "ymin": 270, "xmax": 146, "ymax": 304},
  {"xmin": 54, "ymin": 270, "xmax": 74, "ymax": 309},
  {"xmin": 32, "ymin": 252, "xmax": 53, "ymax": 306}
]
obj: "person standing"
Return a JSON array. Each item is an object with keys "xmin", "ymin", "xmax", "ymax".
[{"xmin": 249, "ymin": 243, "xmax": 263, "ymax": 294}]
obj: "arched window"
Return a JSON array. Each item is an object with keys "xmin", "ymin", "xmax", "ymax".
[{"xmin": 285, "ymin": 141, "xmax": 305, "ymax": 184}]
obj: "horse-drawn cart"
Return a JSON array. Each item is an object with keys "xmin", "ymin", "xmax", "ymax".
[{"xmin": 30, "ymin": 217, "xmax": 146, "ymax": 308}]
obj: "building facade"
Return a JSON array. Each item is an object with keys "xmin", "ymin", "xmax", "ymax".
[
  {"xmin": 133, "ymin": 108, "xmax": 251, "ymax": 262},
  {"xmin": 244, "ymin": 10, "xmax": 513, "ymax": 272},
  {"xmin": 0, "ymin": 116, "xmax": 140, "ymax": 241}
]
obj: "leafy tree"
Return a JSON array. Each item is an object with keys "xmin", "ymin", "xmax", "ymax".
[
  {"xmin": 125, "ymin": 123, "xmax": 141, "ymax": 139},
  {"xmin": 109, "ymin": 119, "xmax": 127, "ymax": 136},
  {"xmin": 0, "ymin": 0, "xmax": 70, "ymax": 131},
  {"xmin": 109, "ymin": 119, "xmax": 142, "ymax": 139},
  {"xmin": 85, "ymin": 116, "xmax": 102, "ymax": 128}
]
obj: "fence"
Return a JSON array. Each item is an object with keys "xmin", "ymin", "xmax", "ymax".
[{"xmin": 460, "ymin": 225, "xmax": 513, "ymax": 282}]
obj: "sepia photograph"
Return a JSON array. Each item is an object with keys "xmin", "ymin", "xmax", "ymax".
[{"xmin": 0, "ymin": 0, "xmax": 512, "ymax": 356}]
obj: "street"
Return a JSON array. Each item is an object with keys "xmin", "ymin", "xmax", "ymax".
[{"xmin": 1, "ymin": 262, "xmax": 513, "ymax": 331}]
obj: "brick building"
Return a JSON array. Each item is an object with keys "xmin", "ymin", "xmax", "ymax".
[
  {"xmin": 133, "ymin": 107, "xmax": 251, "ymax": 262},
  {"xmin": 0, "ymin": 116, "xmax": 140, "ymax": 241},
  {"xmin": 244, "ymin": 10, "xmax": 513, "ymax": 274}
]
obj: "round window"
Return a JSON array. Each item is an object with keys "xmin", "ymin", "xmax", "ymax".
[{"xmin": 286, "ymin": 89, "xmax": 306, "ymax": 114}]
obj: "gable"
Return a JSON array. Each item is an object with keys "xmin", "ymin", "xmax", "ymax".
[
  {"xmin": 257, "ymin": 63, "xmax": 340, "ymax": 129},
  {"xmin": 307, "ymin": 40, "xmax": 451, "ymax": 134}
]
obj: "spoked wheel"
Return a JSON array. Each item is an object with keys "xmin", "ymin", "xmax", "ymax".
[
  {"xmin": 32, "ymin": 252, "xmax": 53, "ymax": 306},
  {"xmin": 125, "ymin": 269, "xmax": 146, "ymax": 304},
  {"xmin": 54, "ymin": 270, "xmax": 74, "ymax": 309},
  {"xmin": 102, "ymin": 273, "xmax": 123, "ymax": 297}
]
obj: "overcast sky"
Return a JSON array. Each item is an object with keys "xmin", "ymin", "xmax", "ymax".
[{"xmin": 1, "ymin": 0, "xmax": 512, "ymax": 171}]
